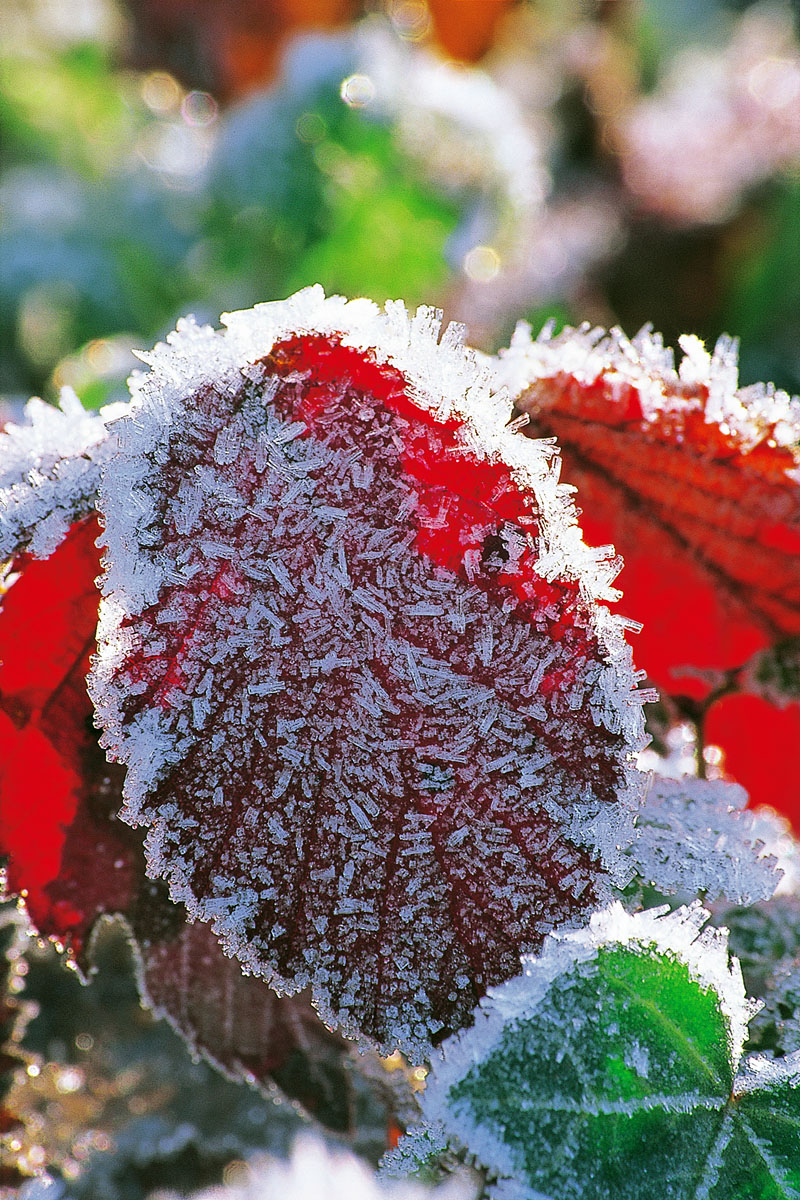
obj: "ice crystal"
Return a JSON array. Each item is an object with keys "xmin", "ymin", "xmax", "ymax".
[
  {"xmin": 88, "ymin": 286, "xmax": 646, "ymax": 1057},
  {"xmin": 0, "ymin": 388, "xmax": 123, "ymax": 562},
  {"xmin": 409, "ymin": 903, "xmax": 800, "ymax": 1200},
  {"xmin": 625, "ymin": 775, "xmax": 781, "ymax": 905}
]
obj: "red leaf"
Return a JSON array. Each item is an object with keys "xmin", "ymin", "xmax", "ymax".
[
  {"xmin": 137, "ymin": 917, "xmax": 396, "ymax": 1133},
  {"xmin": 91, "ymin": 292, "xmax": 645, "ymax": 1056},
  {"xmin": 0, "ymin": 517, "xmax": 134, "ymax": 950},
  {"xmin": 0, "ymin": 524, "xmax": 408, "ymax": 1135},
  {"xmin": 500, "ymin": 325, "xmax": 800, "ymax": 701},
  {"xmin": 706, "ymin": 694, "xmax": 800, "ymax": 822}
]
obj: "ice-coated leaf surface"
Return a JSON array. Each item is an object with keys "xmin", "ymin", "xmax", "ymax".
[
  {"xmin": 0, "ymin": 388, "xmax": 122, "ymax": 563},
  {"xmin": 90, "ymin": 286, "xmax": 646, "ymax": 1056},
  {"xmin": 625, "ymin": 774, "xmax": 780, "ymax": 904},
  {"xmin": 414, "ymin": 903, "xmax": 800, "ymax": 1199},
  {"xmin": 496, "ymin": 322, "xmax": 800, "ymax": 700},
  {"xmin": 0, "ymin": 525, "xmax": 409, "ymax": 1136}
]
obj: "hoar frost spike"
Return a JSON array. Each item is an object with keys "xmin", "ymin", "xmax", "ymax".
[{"xmin": 90, "ymin": 286, "xmax": 646, "ymax": 1058}]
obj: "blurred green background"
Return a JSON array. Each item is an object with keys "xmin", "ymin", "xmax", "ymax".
[{"xmin": 3, "ymin": 0, "xmax": 800, "ymax": 421}]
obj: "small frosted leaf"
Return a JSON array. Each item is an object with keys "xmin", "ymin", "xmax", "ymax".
[
  {"xmin": 747, "ymin": 959, "xmax": 800, "ymax": 1059},
  {"xmin": 496, "ymin": 322, "xmax": 800, "ymax": 701},
  {"xmin": 0, "ymin": 527, "xmax": 408, "ymax": 1137},
  {"xmin": 0, "ymin": 388, "xmax": 122, "ymax": 562},
  {"xmin": 90, "ymin": 288, "xmax": 646, "ymax": 1057},
  {"xmin": 190, "ymin": 1135, "xmax": 475, "ymax": 1200},
  {"xmin": 743, "ymin": 637, "xmax": 800, "ymax": 709},
  {"xmin": 625, "ymin": 774, "xmax": 781, "ymax": 905},
  {"xmin": 136, "ymin": 916, "xmax": 413, "ymax": 1136},
  {"xmin": 719, "ymin": 895, "xmax": 800, "ymax": 1000},
  {"xmin": 411, "ymin": 903, "xmax": 800, "ymax": 1199}
]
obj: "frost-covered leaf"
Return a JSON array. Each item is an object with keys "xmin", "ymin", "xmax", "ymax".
[
  {"xmin": 0, "ymin": 525, "xmax": 410, "ymax": 1136},
  {"xmin": 89, "ymin": 286, "xmax": 646, "ymax": 1057},
  {"xmin": 715, "ymin": 895, "xmax": 800, "ymax": 1001},
  {"xmin": 497, "ymin": 322, "xmax": 800, "ymax": 701},
  {"xmin": 189, "ymin": 1135, "xmax": 474, "ymax": 1200},
  {"xmin": 0, "ymin": 388, "xmax": 122, "ymax": 563},
  {"xmin": 625, "ymin": 774, "xmax": 781, "ymax": 904},
  {"xmin": 743, "ymin": 636, "xmax": 800, "ymax": 708},
  {"xmin": 745, "ymin": 957, "xmax": 800, "ymax": 1059},
  {"xmin": 409, "ymin": 903, "xmax": 800, "ymax": 1200},
  {"xmin": 136, "ymin": 915, "xmax": 415, "ymax": 1136}
]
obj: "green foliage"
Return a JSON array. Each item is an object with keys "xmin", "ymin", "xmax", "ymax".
[
  {"xmin": 722, "ymin": 176, "xmax": 800, "ymax": 394},
  {"xmin": 396, "ymin": 905, "xmax": 800, "ymax": 1199}
]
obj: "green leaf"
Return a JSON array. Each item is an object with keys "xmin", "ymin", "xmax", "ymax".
[{"xmin": 405, "ymin": 903, "xmax": 800, "ymax": 1199}]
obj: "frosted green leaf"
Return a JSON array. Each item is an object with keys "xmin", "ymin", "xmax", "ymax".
[
  {"xmin": 743, "ymin": 637, "xmax": 800, "ymax": 708},
  {"xmin": 413, "ymin": 903, "xmax": 800, "ymax": 1199}
]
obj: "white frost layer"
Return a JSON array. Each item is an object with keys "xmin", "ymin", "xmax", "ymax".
[
  {"xmin": 421, "ymin": 903, "xmax": 759, "ymax": 1192},
  {"xmin": 496, "ymin": 320, "xmax": 800, "ymax": 480},
  {"xmin": 189, "ymin": 1136, "xmax": 474, "ymax": 1200},
  {"xmin": 0, "ymin": 387, "xmax": 125, "ymax": 561},
  {"xmin": 626, "ymin": 774, "xmax": 781, "ymax": 905},
  {"xmin": 95, "ymin": 286, "xmax": 647, "ymax": 867}
]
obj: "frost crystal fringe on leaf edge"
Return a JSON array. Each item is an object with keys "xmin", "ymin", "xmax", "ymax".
[
  {"xmin": 0, "ymin": 388, "xmax": 125, "ymax": 562},
  {"xmin": 497, "ymin": 320, "xmax": 800, "ymax": 473}
]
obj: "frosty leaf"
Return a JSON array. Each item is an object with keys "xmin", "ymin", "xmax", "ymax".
[
  {"xmin": 742, "ymin": 637, "xmax": 800, "ymax": 708},
  {"xmin": 413, "ymin": 903, "xmax": 800, "ymax": 1200},
  {"xmin": 745, "ymin": 957, "xmax": 800, "ymax": 1059},
  {"xmin": 0, "ymin": 525, "xmax": 410, "ymax": 1136},
  {"xmin": 90, "ymin": 286, "xmax": 646, "ymax": 1057},
  {"xmin": 496, "ymin": 322, "xmax": 800, "ymax": 701},
  {"xmin": 0, "ymin": 388, "xmax": 122, "ymax": 563},
  {"xmin": 135, "ymin": 915, "xmax": 413, "ymax": 1136},
  {"xmin": 625, "ymin": 774, "xmax": 781, "ymax": 905},
  {"xmin": 717, "ymin": 895, "xmax": 800, "ymax": 1001}
]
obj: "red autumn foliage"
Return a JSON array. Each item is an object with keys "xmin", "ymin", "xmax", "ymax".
[
  {"xmin": 93, "ymin": 314, "xmax": 638, "ymax": 1056},
  {"xmin": 505, "ymin": 328, "xmax": 800, "ymax": 826}
]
